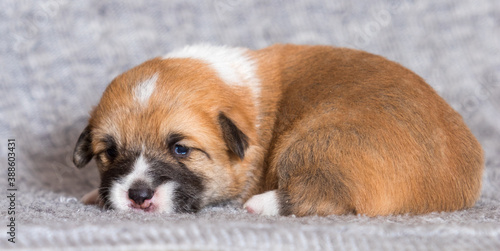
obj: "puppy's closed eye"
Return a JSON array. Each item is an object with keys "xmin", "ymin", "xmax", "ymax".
[
  {"xmin": 105, "ymin": 146, "xmax": 118, "ymax": 159},
  {"xmin": 99, "ymin": 136, "xmax": 119, "ymax": 161}
]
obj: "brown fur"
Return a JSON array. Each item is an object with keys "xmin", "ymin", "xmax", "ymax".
[
  {"xmin": 253, "ymin": 44, "xmax": 483, "ymax": 216},
  {"xmin": 78, "ymin": 44, "xmax": 483, "ymax": 216},
  {"xmin": 87, "ymin": 58, "xmax": 264, "ymax": 207}
]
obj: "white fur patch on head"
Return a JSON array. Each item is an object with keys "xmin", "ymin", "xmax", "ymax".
[
  {"xmin": 133, "ymin": 73, "xmax": 158, "ymax": 106},
  {"xmin": 163, "ymin": 45, "xmax": 262, "ymax": 126},
  {"xmin": 243, "ymin": 190, "xmax": 280, "ymax": 216}
]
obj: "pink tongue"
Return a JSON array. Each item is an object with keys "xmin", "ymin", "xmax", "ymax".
[
  {"xmin": 140, "ymin": 200, "xmax": 152, "ymax": 209},
  {"xmin": 130, "ymin": 198, "xmax": 152, "ymax": 209}
]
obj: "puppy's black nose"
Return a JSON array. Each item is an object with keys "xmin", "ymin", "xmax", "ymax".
[{"xmin": 128, "ymin": 187, "xmax": 154, "ymax": 205}]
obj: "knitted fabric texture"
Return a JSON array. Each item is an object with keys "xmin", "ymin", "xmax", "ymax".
[{"xmin": 1, "ymin": 0, "xmax": 499, "ymax": 250}]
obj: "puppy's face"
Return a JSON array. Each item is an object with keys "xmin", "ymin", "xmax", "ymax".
[{"xmin": 73, "ymin": 58, "xmax": 257, "ymax": 213}]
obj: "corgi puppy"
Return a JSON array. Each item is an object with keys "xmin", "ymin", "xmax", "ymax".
[{"xmin": 73, "ymin": 44, "xmax": 483, "ymax": 216}]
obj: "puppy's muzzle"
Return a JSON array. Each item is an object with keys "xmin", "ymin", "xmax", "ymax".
[{"xmin": 128, "ymin": 181, "xmax": 154, "ymax": 210}]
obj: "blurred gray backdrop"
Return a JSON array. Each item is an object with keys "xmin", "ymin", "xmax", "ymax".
[{"xmin": 1, "ymin": 0, "xmax": 499, "ymax": 250}]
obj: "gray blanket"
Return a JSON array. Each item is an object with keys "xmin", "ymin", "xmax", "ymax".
[{"xmin": 1, "ymin": 0, "xmax": 499, "ymax": 250}]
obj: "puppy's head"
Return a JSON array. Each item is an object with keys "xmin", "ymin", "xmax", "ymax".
[{"xmin": 73, "ymin": 55, "xmax": 259, "ymax": 213}]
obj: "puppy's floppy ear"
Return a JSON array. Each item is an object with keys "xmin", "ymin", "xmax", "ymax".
[
  {"xmin": 73, "ymin": 125, "xmax": 94, "ymax": 168},
  {"xmin": 218, "ymin": 112, "xmax": 249, "ymax": 160}
]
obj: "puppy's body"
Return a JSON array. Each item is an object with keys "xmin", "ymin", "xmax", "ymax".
[{"xmin": 73, "ymin": 44, "xmax": 483, "ymax": 216}]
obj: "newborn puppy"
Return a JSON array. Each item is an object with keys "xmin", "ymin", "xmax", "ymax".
[{"xmin": 73, "ymin": 44, "xmax": 484, "ymax": 216}]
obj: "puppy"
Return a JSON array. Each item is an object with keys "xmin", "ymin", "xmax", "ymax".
[{"xmin": 73, "ymin": 44, "xmax": 484, "ymax": 216}]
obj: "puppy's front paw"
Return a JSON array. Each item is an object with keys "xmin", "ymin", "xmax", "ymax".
[
  {"xmin": 81, "ymin": 188, "xmax": 102, "ymax": 206},
  {"xmin": 243, "ymin": 190, "xmax": 280, "ymax": 216}
]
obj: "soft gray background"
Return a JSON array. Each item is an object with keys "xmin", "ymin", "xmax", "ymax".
[{"xmin": 1, "ymin": 0, "xmax": 499, "ymax": 250}]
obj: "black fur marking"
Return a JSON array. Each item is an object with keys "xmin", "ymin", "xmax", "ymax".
[
  {"xmin": 73, "ymin": 125, "xmax": 94, "ymax": 168},
  {"xmin": 148, "ymin": 159, "xmax": 204, "ymax": 213},
  {"xmin": 98, "ymin": 150, "xmax": 140, "ymax": 209},
  {"xmin": 218, "ymin": 113, "xmax": 249, "ymax": 160}
]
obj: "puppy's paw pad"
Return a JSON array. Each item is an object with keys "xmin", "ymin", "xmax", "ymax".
[{"xmin": 243, "ymin": 190, "xmax": 280, "ymax": 216}]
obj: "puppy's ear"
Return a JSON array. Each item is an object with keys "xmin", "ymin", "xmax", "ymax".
[
  {"xmin": 73, "ymin": 125, "xmax": 94, "ymax": 168},
  {"xmin": 218, "ymin": 113, "xmax": 249, "ymax": 160}
]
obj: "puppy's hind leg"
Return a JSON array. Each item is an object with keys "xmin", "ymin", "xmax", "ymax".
[{"xmin": 245, "ymin": 128, "xmax": 355, "ymax": 216}]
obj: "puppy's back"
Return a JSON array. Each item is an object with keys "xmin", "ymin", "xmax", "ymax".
[{"xmin": 262, "ymin": 45, "xmax": 483, "ymax": 216}]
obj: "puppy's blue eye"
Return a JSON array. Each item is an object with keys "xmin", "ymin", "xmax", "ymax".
[{"xmin": 174, "ymin": 144, "xmax": 191, "ymax": 157}]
